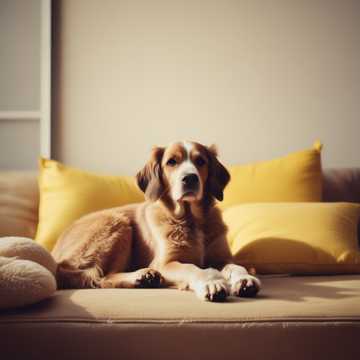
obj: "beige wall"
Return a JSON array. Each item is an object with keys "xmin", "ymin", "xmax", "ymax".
[
  {"xmin": 0, "ymin": 0, "xmax": 41, "ymax": 111},
  {"xmin": 0, "ymin": 0, "xmax": 41, "ymax": 170},
  {"xmin": 52, "ymin": 0, "xmax": 360, "ymax": 176}
]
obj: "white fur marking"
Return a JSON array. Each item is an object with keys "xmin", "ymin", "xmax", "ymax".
[
  {"xmin": 222, "ymin": 264, "xmax": 261, "ymax": 296},
  {"xmin": 182, "ymin": 141, "xmax": 193, "ymax": 158},
  {"xmin": 190, "ymin": 268, "xmax": 229, "ymax": 301},
  {"xmin": 170, "ymin": 141, "xmax": 203, "ymax": 202}
]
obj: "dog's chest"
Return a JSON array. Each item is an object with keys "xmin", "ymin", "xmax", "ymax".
[
  {"xmin": 167, "ymin": 220, "xmax": 203, "ymax": 248},
  {"xmin": 148, "ymin": 214, "xmax": 205, "ymax": 267}
]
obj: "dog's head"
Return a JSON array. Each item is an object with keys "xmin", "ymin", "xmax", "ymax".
[{"xmin": 136, "ymin": 141, "xmax": 230, "ymax": 206}]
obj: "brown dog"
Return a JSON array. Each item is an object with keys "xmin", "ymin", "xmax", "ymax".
[{"xmin": 52, "ymin": 141, "xmax": 261, "ymax": 301}]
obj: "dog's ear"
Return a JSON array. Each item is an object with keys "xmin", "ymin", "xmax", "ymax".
[
  {"xmin": 136, "ymin": 147, "xmax": 165, "ymax": 201},
  {"xmin": 206, "ymin": 144, "xmax": 230, "ymax": 201}
]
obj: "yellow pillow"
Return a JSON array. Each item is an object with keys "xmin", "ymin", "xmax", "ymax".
[
  {"xmin": 220, "ymin": 142, "xmax": 323, "ymax": 210},
  {"xmin": 35, "ymin": 159, "xmax": 144, "ymax": 250},
  {"xmin": 224, "ymin": 202, "xmax": 360, "ymax": 274}
]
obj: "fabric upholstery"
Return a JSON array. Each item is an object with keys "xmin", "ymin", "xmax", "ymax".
[
  {"xmin": 323, "ymin": 168, "xmax": 360, "ymax": 245},
  {"xmin": 1, "ymin": 275, "xmax": 359, "ymax": 359},
  {"xmin": 323, "ymin": 168, "xmax": 360, "ymax": 203},
  {"xmin": 0, "ymin": 172, "xmax": 39, "ymax": 238}
]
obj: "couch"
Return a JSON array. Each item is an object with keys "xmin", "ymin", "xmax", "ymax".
[{"xmin": 0, "ymin": 168, "xmax": 360, "ymax": 360}]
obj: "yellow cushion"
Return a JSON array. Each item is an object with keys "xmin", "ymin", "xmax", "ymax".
[
  {"xmin": 224, "ymin": 202, "xmax": 360, "ymax": 274},
  {"xmin": 35, "ymin": 159, "xmax": 144, "ymax": 250},
  {"xmin": 220, "ymin": 142, "xmax": 323, "ymax": 210}
]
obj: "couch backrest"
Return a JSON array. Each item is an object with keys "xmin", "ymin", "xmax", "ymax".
[
  {"xmin": 322, "ymin": 168, "xmax": 360, "ymax": 246},
  {"xmin": 323, "ymin": 168, "xmax": 360, "ymax": 203},
  {"xmin": 0, "ymin": 172, "xmax": 39, "ymax": 239},
  {"xmin": 0, "ymin": 168, "xmax": 359, "ymax": 240}
]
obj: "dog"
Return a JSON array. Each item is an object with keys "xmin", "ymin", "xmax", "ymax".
[{"xmin": 52, "ymin": 141, "xmax": 261, "ymax": 301}]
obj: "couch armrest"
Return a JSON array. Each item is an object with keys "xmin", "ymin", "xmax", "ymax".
[{"xmin": 0, "ymin": 171, "xmax": 39, "ymax": 238}]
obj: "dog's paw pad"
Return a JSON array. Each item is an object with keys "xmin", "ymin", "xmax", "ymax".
[
  {"xmin": 206, "ymin": 288, "xmax": 228, "ymax": 302},
  {"xmin": 135, "ymin": 269, "xmax": 163, "ymax": 288},
  {"xmin": 238, "ymin": 282, "xmax": 259, "ymax": 297},
  {"xmin": 232, "ymin": 276, "xmax": 260, "ymax": 298},
  {"xmin": 198, "ymin": 279, "xmax": 229, "ymax": 302}
]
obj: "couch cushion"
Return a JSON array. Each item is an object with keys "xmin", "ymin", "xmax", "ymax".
[
  {"xmin": 1, "ymin": 275, "xmax": 360, "ymax": 322},
  {"xmin": 1, "ymin": 275, "xmax": 359, "ymax": 360},
  {"xmin": 323, "ymin": 168, "xmax": 360, "ymax": 246}
]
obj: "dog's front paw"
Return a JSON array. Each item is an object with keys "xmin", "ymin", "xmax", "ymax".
[
  {"xmin": 134, "ymin": 268, "xmax": 163, "ymax": 288},
  {"xmin": 199, "ymin": 279, "xmax": 228, "ymax": 302},
  {"xmin": 192, "ymin": 269, "xmax": 229, "ymax": 302},
  {"xmin": 231, "ymin": 274, "xmax": 261, "ymax": 298}
]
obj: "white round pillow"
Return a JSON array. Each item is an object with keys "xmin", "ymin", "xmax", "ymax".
[
  {"xmin": 0, "ymin": 237, "xmax": 57, "ymax": 275},
  {"xmin": 0, "ymin": 237, "xmax": 57, "ymax": 309}
]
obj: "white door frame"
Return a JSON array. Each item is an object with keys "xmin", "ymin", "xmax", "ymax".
[
  {"xmin": 40, "ymin": 0, "xmax": 51, "ymax": 158},
  {"xmin": 0, "ymin": 0, "xmax": 51, "ymax": 159}
]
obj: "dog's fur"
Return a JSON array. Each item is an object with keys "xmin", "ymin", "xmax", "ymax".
[{"xmin": 52, "ymin": 141, "xmax": 261, "ymax": 301}]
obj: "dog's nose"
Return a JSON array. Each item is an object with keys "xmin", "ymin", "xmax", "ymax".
[{"xmin": 182, "ymin": 174, "xmax": 199, "ymax": 188}]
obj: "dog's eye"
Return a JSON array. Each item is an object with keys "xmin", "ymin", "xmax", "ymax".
[
  {"xmin": 166, "ymin": 158, "xmax": 177, "ymax": 167},
  {"xmin": 195, "ymin": 157, "xmax": 206, "ymax": 167}
]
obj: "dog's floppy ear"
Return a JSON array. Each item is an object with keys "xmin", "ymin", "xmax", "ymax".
[
  {"xmin": 206, "ymin": 144, "xmax": 230, "ymax": 201},
  {"xmin": 136, "ymin": 146, "xmax": 165, "ymax": 201}
]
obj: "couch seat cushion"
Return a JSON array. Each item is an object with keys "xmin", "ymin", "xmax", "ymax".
[
  {"xmin": 2, "ymin": 275, "xmax": 360, "ymax": 323},
  {"xmin": 1, "ymin": 275, "xmax": 360, "ymax": 360}
]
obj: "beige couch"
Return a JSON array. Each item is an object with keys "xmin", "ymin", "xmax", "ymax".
[{"xmin": 0, "ymin": 169, "xmax": 360, "ymax": 360}]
